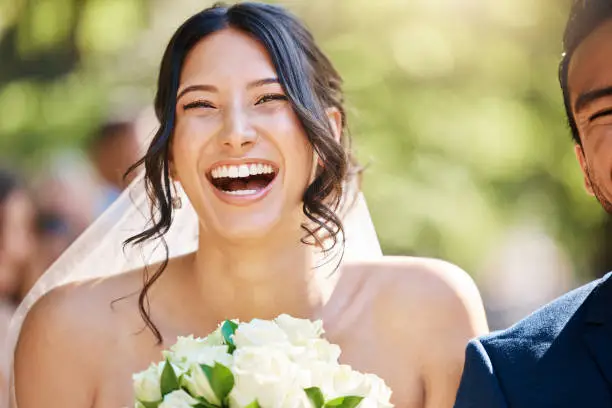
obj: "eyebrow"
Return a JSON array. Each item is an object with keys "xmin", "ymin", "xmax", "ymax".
[
  {"xmin": 247, "ymin": 77, "xmax": 279, "ymax": 89},
  {"xmin": 176, "ymin": 77, "xmax": 280, "ymax": 101},
  {"xmin": 177, "ymin": 84, "xmax": 218, "ymax": 101},
  {"xmin": 574, "ymin": 86, "xmax": 612, "ymax": 113}
]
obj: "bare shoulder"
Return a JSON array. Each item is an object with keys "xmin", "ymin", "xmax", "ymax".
[
  {"xmin": 343, "ymin": 256, "xmax": 489, "ymax": 342},
  {"xmin": 342, "ymin": 256, "xmax": 489, "ymax": 406},
  {"xmin": 13, "ymin": 272, "xmax": 142, "ymax": 407},
  {"xmin": 346, "ymin": 256, "xmax": 483, "ymax": 311},
  {"xmin": 24, "ymin": 270, "xmax": 140, "ymax": 334},
  {"xmin": 15, "ymin": 270, "xmax": 142, "ymax": 370}
]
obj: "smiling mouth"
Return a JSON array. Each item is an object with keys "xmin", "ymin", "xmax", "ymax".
[{"xmin": 208, "ymin": 162, "xmax": 278, "ymax": 196}]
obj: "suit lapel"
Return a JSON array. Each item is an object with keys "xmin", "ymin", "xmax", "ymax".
[{"xmin": 583, "ymin": 273, "xmax": 612, "ymax": 390}]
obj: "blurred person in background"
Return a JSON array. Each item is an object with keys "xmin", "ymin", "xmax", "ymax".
[
  {"xmin": 0, "ymin": 169, "xmax": 37, "ymax": 400},
  {"xmin": 88, "ymin": 116, "xmax": 147, "ymax": 208},
  {"xmin": 0, "ymin": 170, "xmax": 37, "ymax": 304},
  {"xmin": 455, "ymin": 1, "xmax": 612, "ymax": 407},
  {"xmin": 30, "ymin": 150, "xmax": 105, "ymax": 271}
]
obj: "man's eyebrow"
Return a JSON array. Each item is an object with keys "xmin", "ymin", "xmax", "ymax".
[{"xmin": 574, "ymin": 86, "xmax": 612, "ymax": 113}]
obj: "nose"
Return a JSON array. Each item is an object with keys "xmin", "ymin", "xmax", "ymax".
[{"xmin": 218, "ymin": 106, "xmax": 258, "ymax": 152}]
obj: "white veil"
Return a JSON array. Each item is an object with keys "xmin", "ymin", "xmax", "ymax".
[{"xmin": 5, "ymin": 151, "xmax": 382, "ymax": 405}]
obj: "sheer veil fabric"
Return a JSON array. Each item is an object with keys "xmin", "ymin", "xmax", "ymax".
[{"xmin": 6, "ymin": 157, "xmax": 382, "ymax": 407}]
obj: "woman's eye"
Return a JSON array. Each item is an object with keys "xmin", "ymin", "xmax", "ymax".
[
  {"xmin": 255, "ymin": 94, "xmax": 288, "ymax": 105},
  {"xmin": 183, "ymin": 101, "xmax": 215, "ymax": 110}
]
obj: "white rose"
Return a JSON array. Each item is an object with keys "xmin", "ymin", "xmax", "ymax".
[
  {"xmin": 169, "ymin": 340, "xmax": 232, "ymax": 366},
  {"xmin": 159, "ymin": 390, "xmax": 199, "ymax": 408},
  {"xmin": 275, "ymin": 314, "xmax": 324, "ymax": 344},
  {"xmin": 275, "ymin": 386, "xmax": 315, "ymax": 408},
  {"xmin": 280, "ymin": 340, "xmax": 341, "ymax": 369},
  {"xmin": 305, "ymin": 361, "xmax": 337, "ymax": 395},
  {"xmin": 232, "ymin": 319, "xmax": 289, "ymax": 348},
  {"xmin": 229, "ymin": 346, "xmax": 310, "ymax": 408},
  {"xmin": 182, "ymin": 364, "xmax": 220, "ymax": 405},
  {"xmin": 360, "ymin": 373, "xmax": 393, "ymax": 408},
  {"xmin": 181, "ymin": 346, "xmax": 234, "ymax": 405},
  {"xmin": 305, "ymin": 339, "xmax": 341, "ymax": 364},
  {"xmin": 164, "ymin": 334, "xmax": 228, "ymax": 366},
  {"xmin": 205, "ymin": 325, "xmax": 227, "ymax": 345},
  {"xmin": 313, "ymin": 365, "xmax": 393, "ymax": 407},
  {"xmin": 133, "ymin": 361, "xmax": 187, "ymax": 403},
  {"xmin": 310, "ymin": 364, "xmax": 371, "ymax": 402},
  {"xmin": 330, "ymin": 365, "xmax": 371, "ymax": 397},
  {"xmin": 133, "ymin": 363, "xmax": 162, "ymax": 403}
]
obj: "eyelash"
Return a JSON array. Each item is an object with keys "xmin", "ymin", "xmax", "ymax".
[
  {"xmin": 183, "ymin": 101, "xmax": 215, "ymax": 110},
  {"xmin": 589, "ymin": 108, "xmax": 612, "ymax": 123},
  {"xmin": 255, "ymin": 93, "xmax": 288, "ymax": 105},
  {"xmin": 182, "ymin": 94, "xmax": 288, "ymax": 111}
]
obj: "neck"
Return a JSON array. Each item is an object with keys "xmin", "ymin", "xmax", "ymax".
[{"xmin": 188, "ymin": 228, "xmax": 332, "ymax": 323}]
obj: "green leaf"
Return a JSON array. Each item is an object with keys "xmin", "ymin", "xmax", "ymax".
[
  {"xmin": 221, "ymin": 320, "xmax": 239, "ymax": 353},
  {"xmin": 160, "ymin": 359, "xmax": 180, "ymax": 396},
  {"xmin": 201, "ymin": 362, "xmax": 235, "ymax": 403},
  {"xmin": 305, "ymin": 387, "xmax": 325, "ymax": 408},
  {"xmin": 193, "ymin": 401, "xmax": 217, "ymax": 408},
  {"xmin": 245, "ymin": 401, "xmax": 261, "ymax": 408},
  {"xmin": 138, "ymin": 401, "xmax": 160, "ymax": 408},
  {"xmin": 324, "ymin": 396, "xmax": 364, "ymax": 408}
]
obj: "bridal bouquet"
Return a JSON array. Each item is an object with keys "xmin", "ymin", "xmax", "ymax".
[{"xmin": 133, "ymin": 314, "xmax": 393, "ymax": 408}]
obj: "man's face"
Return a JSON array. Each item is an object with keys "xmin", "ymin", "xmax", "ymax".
[
  {"xmin": 568, "ymin": 19, "xmax": 612, "ymax": 213},
  {"xmin": 93, "ymin": 126, "xmax": 142, "ymax": 190}
]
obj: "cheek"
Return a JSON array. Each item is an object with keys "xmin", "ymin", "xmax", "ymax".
[
  {"xmin": 172, "ymin": 116, "xmax": 218, "ymax": 176},
  {"xmin": 584, "ymin": 148, "xmax": 612, "ymax": 192},
  {"xmin": 587, "ymin": 132, "xmax": 612, "ymax": 165},
  {"xmin": 259, "ymin": 112, "xmax": 312, "ymax": 182}
]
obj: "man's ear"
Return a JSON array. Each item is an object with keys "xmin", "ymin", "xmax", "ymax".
[{"xmin": 574, "ymin": 144, "xmax": 594, "ymax": 196}]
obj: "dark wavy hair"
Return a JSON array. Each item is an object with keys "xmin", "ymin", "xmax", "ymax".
[
  {"xmin": 559, "ymin": 0, "xmax": 612, "ymax": 145},
  {"xmin": 124, "ymin": 2, "xmax": 358, "ymax": 343}
]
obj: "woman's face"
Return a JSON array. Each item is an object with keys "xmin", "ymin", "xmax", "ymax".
[{"xmin": 171, "ymin": 28, "xmax": 315, "ymax": 241}]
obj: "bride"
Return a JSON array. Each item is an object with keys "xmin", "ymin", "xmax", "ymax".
[{"xmin": 11, "ymin": 3, "xmax": 488, "ymax": 407}]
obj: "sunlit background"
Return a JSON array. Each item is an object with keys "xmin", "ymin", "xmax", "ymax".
[{"xmin": 1, "ymin": 0, "xmax": 608, "ymax": 347}]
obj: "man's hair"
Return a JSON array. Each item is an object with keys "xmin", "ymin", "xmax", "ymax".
[
  {"xmin": 559, "ymin": 0, "xmax": 612, "ymax": 145},
  {"xmin": 88, "ymin": 120, "xmax": 135, "ymax": 151}
]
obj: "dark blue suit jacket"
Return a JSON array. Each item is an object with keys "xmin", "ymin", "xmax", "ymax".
[{"xmin": 454, "ymin": 272, "xmax": 612, "ymax": 408}]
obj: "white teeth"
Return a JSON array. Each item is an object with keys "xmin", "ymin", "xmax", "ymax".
[
  {"xmin": 210, "ymin": 163, "xmax": 275, "ymax": 179},
  {"xmin": 223, "ymin": 189, "xmax": 258, "ymax": 196},
  {"xmin": 238, "ymin": 164, "xmax": 249, "ymax": 178}
]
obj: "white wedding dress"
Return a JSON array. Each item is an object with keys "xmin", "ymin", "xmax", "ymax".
[{"xmin": 5, "ymin": 169, "xmax": 383, "ymax": 407}]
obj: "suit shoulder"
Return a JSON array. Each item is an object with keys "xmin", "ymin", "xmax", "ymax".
[{"xmin": 480, "ymin": 275, "xmax": 604, "ymax": 350}]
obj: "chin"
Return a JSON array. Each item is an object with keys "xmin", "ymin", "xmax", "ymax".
[{"xmin": 212, "ymin": 212, "xmax": 286, "ymax": 242}]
